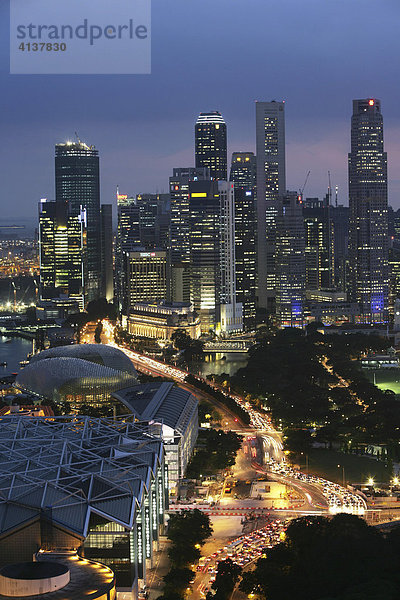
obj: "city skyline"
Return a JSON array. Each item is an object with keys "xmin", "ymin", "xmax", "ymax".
[{"xmin": 1, "ymin": 0, "xmax": 400, "ymax": 220}]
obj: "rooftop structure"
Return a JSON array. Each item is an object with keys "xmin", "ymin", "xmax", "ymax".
[
  {"xmin": 113, "ymin": 382, "xmax": 198, "ymax": 495},
  {"xmin": 0, "ymin": 416, "xmax": 166, "ymax": 593},
  {"xmin": 16, "ymin": 344, "xmax": 137, "ymax": 409}
]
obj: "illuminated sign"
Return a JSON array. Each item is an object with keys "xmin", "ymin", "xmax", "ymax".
[
  {"xmin": 145, "ymin": 504, "xmax": 151, "ymax": 559},
  {"xmin": 151, "ymin": 482, "xmax": 158, "ymax": 539},
  {"xmin": 136, "ymin": 521, "xmax": 144, "ymax": 579},
  {"xmin": 158, "ymin": 477, "xmax": 164, "ymax": 523},
  {"xmin": 191, "ymin": 193, "xmax": 207, "ymax": 198},
  {"xmin": 369, "ymin": 99, "xmax": 375, "ymax": 106},
  {"xmin": 164, "ymin": 463, "xmax": 169, "ymax": 510},
  {"xmin": 117, "ymin": 194, "xmax": 128, "ymax": 200}
]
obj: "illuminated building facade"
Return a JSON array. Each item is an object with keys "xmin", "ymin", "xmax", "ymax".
[
  {"xmin": 303, "ymin": 198, "xmax": 335, "ymax": 291},
  {"xmin": 169, "ymin": 167, "xmax": 209, "ymax": 303},
  {"xmin": 55, "ymin": 141, "xmax": 101, "ymax": 301},
  {"xmin": 255, "ymin": 101, "xmax": 286, "ymax": 311},
  {"xmin": 100, "ymin": 204, "xmax": 113, "ymax": 301},
  {"xmin": 116, "ymin": 194, "xmax": 141, "ymax": 310},
  {"xmin": 229, "ymin": 152, "xmax": 257, "ymax": 329},
  {"xmin": 275, "ymin": 192, "xmax": 306, "ymax": 328},
  {"xmin": 127, "ymin": 301, "xmax": 201, "ymax": 340},
  {"xmin": 189, "ymin": 180, "xmax": 242, "ymax": 333},
  {"xmin": 195, "ymin": 112, "xmax": 227, "ymax": 180},
  {"xmin": 113, "ymin": 381, "xmax": 198, "ymax": 495},
  {"xmin": 38, "ymin": 199, "xmax": 87, "ymax": 309},
  {"xmin": 124, "ymin": 249, "xmax": 168, "ymax": 313},
  {"xmin": 16, "ymin": 344, "xmax": 138, "ymax": 410},
  {"xmin": 348, "ymin": 99, "xmax": 388, "ymax": 323}
]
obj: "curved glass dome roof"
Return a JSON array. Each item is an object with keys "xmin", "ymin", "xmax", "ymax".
[
  {"xmin": 16, "ymin": 357, "xmax": 137, "ymax": 401},
  {"xmin": 29, "ymin": 344, "xmax": 136, "ymax": 376}
]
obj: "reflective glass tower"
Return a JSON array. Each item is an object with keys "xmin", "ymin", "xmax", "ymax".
[
  {"xmin": 195, "ymin": 112, "xmax": 227, "ymax": 180},
  {"xmin": 38, "ymin": 199, "xmax": 87, "ymax": 309},
  {"xmin": 348, "ymin": 99, "xmax": 388, "ymax": 323},
  {"xmin": 229, "ymin": 152, "xmax": 257, "ymax": 329},
  {"xmin": 55, "ymin": 140, "xmax": 101, "ymax": 302},
  {"xmin": 255, "ymin": 101, "xmax": 286, "ymax": 312}
]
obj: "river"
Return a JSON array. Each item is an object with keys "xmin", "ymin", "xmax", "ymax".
[
  {"xmin": 0, "ymin": 335, "xmax": 34, "ymax": 377},
  {"xmin": 193, "ymin": 352, "xmax": 248, "ymax": 378}
]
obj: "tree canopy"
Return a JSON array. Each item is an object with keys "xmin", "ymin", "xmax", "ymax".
[{"xmin": 241, "ymin": 514, "xmax": 400, "ymax": 600}]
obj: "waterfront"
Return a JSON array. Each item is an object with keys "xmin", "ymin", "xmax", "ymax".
[
  {"xmin": 194, "ymin": 352, "xmax": 248, "ymax": 378},
  {"xmin": 0, "ymin": 335, "xmax": 33, "ymax": 377}
]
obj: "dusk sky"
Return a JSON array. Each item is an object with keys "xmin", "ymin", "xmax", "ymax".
[{"xmin": 1, "ymin": 0, "xmax": 400, "ymax": 222}]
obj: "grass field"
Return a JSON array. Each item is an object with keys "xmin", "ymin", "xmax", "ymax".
[
  {"xmin": 366, "ymin": 369, "xmax": 400, "ymax": 394},
  {"xmin": 302, "ymin": 449, "xmax": 391, "ymax": 485}
]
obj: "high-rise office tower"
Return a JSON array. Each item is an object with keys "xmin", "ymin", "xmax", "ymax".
[
  {"xmin": 38, "ymin": 199, "xmax": 87, "ymax": 309},
  {"xmin": 124, "ymin": 249, "xmax": 168, "ymax": 313},
  {"xmin": 100, "ymin": 204, "xmax": 113, "ymax": 302},
  {"xmin": 169, "ymin": 167, "xmax": 209, "ymax": 303},
  {"xmin": 195, "ymin": 112, "xmax": 227, "ymax": 180},
  {"xmin": 275, "ymin": 192, "xmax": 306, "ymax": 328},
  {"xmin": 135, "ymin": 193, "xmax": 170, "ymax": 249},
  {"xmin": 255, "ymin": 101, "xmax": 286, "ymax": 312},
  {"xmin": 331, "ymin": 204, "xmax": 349, "ymax": 291},
  {"xmin": 348, "ymin": 98, "xmax": 389, "ymax": 323},
  {"xmin": 303, "ymin": 198, "xmax": 334, "ymax": 291},
  {"xmin": 229, "ymin": 152, "xmax": 257, "ymax": 329},
  {"xmin": 55, "ymin": 140, "xmax": 101, "ymax": 302},
  {"xmin": 189, "ymin": 179, "xmax": 242, "ymax": 334},
  {"xmin": 115, "ymin": 193, "xmax": 141, "ymax": 310}
]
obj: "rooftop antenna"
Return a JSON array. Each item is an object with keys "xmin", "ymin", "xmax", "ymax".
[
  {"xmin": 328, "ymin": 171, "xmax": 332, "ymax": 207},
  {"xmin": 335, "ymin": 185, "xmax": 338, "ymax": 208},
  {"xmin": 75, "ymin": 131, "xmax": 81, "ymax": 144}
]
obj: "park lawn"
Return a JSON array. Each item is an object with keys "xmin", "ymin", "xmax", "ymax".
[
  {"xmin": 366, "ymin": 370, "xmax": 400, "ymax": 395},
  {"xmin": 305, "ymin": 449, "xmax": 391, "ymax": 486}
]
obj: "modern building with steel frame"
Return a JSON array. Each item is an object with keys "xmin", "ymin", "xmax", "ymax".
[{"xmin": 0, "ymin": 415, "xmax": 167, "ymax": 598}]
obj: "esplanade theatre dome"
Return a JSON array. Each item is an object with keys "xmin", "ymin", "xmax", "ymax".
[{"xmin": 16, "ymin": 344, "xmax": 137, "ymax": 409}]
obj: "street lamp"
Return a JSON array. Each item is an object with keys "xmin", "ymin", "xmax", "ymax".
[
  {"xmin": 337, "ymin": 464, "xmax": 345, "ymax": 487},
  {"xmin": 368, "ymin": 477, "xmax": 374, "ymax": 487}
]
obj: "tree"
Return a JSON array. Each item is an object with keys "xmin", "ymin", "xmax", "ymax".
[
  {"xmin": 240, "ymin": 514, "xmax": 398, "ymax": 600},
  {"xmin": 94, "ymin": 321, "xmax": 103, "ymax": 343},
  {"xmin": 171, "ymin": 329, "xmax": 192, "ymax": 350},
  {"xmin": 207, "ymin": 559, "xmax": 241, "ymax": 600},
  {"xmin": 163, "ymin": 567, "xmax": 194, "ymax": 596},
  {"xmin": 167, "ymin": 509, "xmax": 213, "ymax": 548},
  {"xmin": 283, "ymin": 428, "xmax": 313, "ymax": 456}
]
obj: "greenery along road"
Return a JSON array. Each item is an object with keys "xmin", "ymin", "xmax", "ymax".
[{"xmin": 230, "ymin": 328, "xmax": 400, "ymax": 460}]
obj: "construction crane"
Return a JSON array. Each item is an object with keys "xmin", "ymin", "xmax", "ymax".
[{"xmin": 299, "ymin": 171, "xmax": 311, "ymax": 201}]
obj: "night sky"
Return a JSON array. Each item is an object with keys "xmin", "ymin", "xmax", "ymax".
[{"xmin": 1, "ymin": 0, "xmax": 400, "ymax": 222}]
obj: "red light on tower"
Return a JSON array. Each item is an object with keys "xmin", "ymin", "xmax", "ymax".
[{"xmin": 369, "ymin": 99, "xmax": 375, "ymax": 106}]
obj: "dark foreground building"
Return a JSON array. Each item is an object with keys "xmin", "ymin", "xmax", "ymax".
[{"xmin": 0, "ymin": 416, "xmax": 166, "ymax": 598}]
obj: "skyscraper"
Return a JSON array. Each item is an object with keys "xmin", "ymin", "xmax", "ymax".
[
  {"xmin": 229, "ymin": 152, "xmax": 257, "ymax": 329},
  {"xmin": 255, "ymin": 101, "xmax": 286, "ymax": 312},
  {"xmin": 195, "ymin": 112, "xmax": 227, "ymax": 180},
  {"xmin": 348, "ymin": 98, "xmax": 388, "ymax": 323},
  {"xmin": 169, "ymin": 167, "xmax": 209, "ymax": 303},
  {"xmin": 55, "ymin": 140, "xmax": 101, "ymax": 302},
  {"xmin": 124, "ymin": 249, "xmax": 168, "ymax": 312},
  {"xmin": 115, "ymin": 193, "xmax": 141, "ymax": 311},
  {"xmin": 38, "ymin": 199, "xmax": 87, "ymax": 309},
  {"xmin": 303, "ymin": 198, "xmax": 334, "ymax": 291},
  {"xmin": 189, "ymin": 179, "xmax": 242, "ymax": 334},
  {"xmin": 100, "ymin": 204, "xmax": 113, "ymax": 302},
  {"xmin": 275, "ymin": 192, "xmax": 306, "ymax": 328}
]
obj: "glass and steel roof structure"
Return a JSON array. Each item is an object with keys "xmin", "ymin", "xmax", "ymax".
[
  {"xmin": 29, "ymin": 344, "xmax": 136, "ymax": 376},
  {"xmin": 0, "ymin": 416, "xmax": 163, "ymax": 539}
]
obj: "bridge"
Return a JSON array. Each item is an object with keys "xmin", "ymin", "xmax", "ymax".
[{"xmin": 203, "ymin": 340, "xmax": 253, "ymax": 353}]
